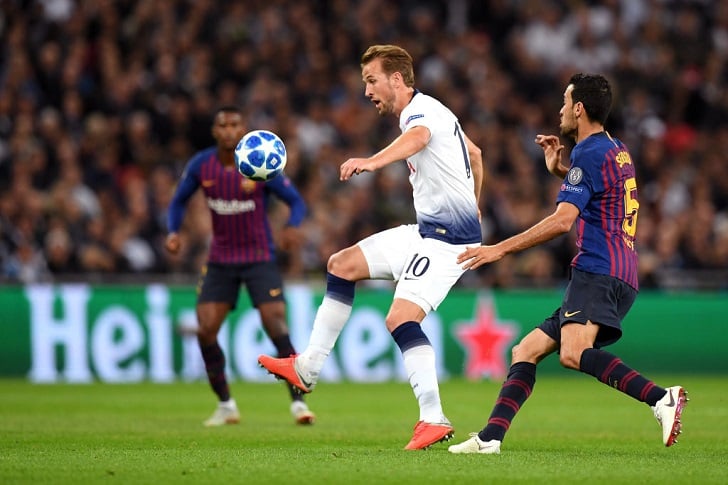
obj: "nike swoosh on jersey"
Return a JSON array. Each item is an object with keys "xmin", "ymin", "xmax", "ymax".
[
  {"xmin": 269, "ymin": 288, "xmax": 282, "ymax": 297},
  {"xmin": 564, "ymin": 310, "xmax": 582, "ymax": 318}
]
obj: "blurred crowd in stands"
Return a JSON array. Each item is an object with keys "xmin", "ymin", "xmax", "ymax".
[{"xmin": 1, "ymin": 0, "xmax": 727, "ymax": 289}]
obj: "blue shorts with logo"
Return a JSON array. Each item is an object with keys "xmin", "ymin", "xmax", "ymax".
[
  {"xmin": 538, "ymin": 268, "xmax": 637, "ymax": 348},
  {"xmin": 197, "ymin": 261, "xmax": 285, "ymax": 309}
]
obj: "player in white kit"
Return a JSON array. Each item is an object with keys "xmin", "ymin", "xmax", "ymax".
[{"xmin": 259, "ymin": 44, "xmax": 484, "ymax": 450}]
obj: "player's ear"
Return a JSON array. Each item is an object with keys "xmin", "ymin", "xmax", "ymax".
[{"xmin": 392, "ymin": 71, "xmax": 402, "ymax": 86}]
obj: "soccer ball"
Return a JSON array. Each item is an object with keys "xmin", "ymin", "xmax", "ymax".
[{"xmin": 234, "ymin": 129, "xmax": 288, "ymax": 181}]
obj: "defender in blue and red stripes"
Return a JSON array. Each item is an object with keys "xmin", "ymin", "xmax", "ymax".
[{"xmin": 450, "ymin": 74, "xmax": 687, "ymax": 455}]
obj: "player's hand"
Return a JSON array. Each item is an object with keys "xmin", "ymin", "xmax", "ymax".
[
  {"xmin": 535, "ymin": 134, "xmax": 566, "ymax": 176},
  {"xmin": 457, "ymin": 245, "xmax": 504, "ymax": 270},
  {"xmin": 340, "ymin": 157, "xmax": 373, "ymax": 181},
  {"xmin": 165, "ymin": 233, "xmax": 181, "ymax": 254}
]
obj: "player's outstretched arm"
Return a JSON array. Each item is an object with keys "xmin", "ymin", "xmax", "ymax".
[
  {"xmin": 458, "ymin": 202, "xmax": 579, "ymax": 270},
  {"xmin": 340, "ymin": 126, "xmax": 430, "ymax": 181},
  {"xmin": 535, "ymin": 134, "xmax": 568, "ymax": 178}
]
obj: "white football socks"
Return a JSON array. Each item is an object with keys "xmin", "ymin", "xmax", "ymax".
[
  {"xmin": 402, "ymin": 344, "xmax": 445, "ymax": 423},
  {"xmin": 297, "ymin": 296, "xmax": 352, "ymax": 384}
]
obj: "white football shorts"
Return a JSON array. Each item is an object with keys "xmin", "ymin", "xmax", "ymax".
[{"xmin": 357, "ymin": 224, "xmax": 471, "ymax": 313}]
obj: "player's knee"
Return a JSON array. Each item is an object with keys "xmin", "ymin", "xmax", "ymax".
[
  {"xmin": 511, "ymin": 343, "xmax": 539, "ymax": 363},
  {"xmin": 326, "ymin": 250, "xmax": 347, "ymax": 275},
  {"xmin": 196, "ymin": 324, "xmax": 217, "ymax": 344},
  {"xmin": 384, "ymin": 310, "xmax": 409, "ymax": 332},
  {"xmin": 326, "ymin": 247, "xmax": 365, "ymax": 280},
  {"xmin": 558, "ymin": 349, "xmax": 581, "ymax": 370},
  {"xmin": 259, "ymin": 314, "xmax": 287, "ymax": 337},
  {"xmin": 511, "ymin": 344, "xmax": 523, "ymax": 362},
  {"xmin": 259, "ymin": 301, "xmax": 285, "ymax": 320},
  {"xmin": 384, "ymin": 315, "xmax": 399, "ymax": 332}
]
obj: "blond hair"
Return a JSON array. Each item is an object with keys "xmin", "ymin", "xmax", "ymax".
[{"xmin": 361, "ymin": 44, "xmax": 415, "ymax": 87}]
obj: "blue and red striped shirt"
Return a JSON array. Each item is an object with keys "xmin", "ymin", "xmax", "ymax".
[
  {"xmin": 167, "ymin": 147, "xmax": 306, "ymax": 264},
  {"xmin": 556, "ymin": 132, "xmax": 639, "ymax": 290}
]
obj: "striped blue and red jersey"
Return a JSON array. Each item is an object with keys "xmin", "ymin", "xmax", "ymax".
[
  {"xmin": 556, "ymin": 132, "xmax": 639, "ymax": 290},
  {"xmin": 167, "ymin": 147, "xmax": 306, "ymax": 264}
]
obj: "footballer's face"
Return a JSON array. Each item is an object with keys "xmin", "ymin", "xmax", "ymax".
[
  {"xmin": 212, "ymin": 111, "xmax": 246, "ymax": 150},
  {"xmin": 559, "ymin": 84, "xmax": 578, "ymax": 140},
  {"xmin": 362, "ymin": 58, "xmax": 396, "ymax": 116}
]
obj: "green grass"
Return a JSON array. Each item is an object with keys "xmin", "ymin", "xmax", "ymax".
[{"xmin": 1, "ymin": 375, "xmax": 726, "ymax": 484}]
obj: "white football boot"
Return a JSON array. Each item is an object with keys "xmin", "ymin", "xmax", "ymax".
[{"xmin": 448, "ymin": 433, "xmax": 501, "ymax": 454}]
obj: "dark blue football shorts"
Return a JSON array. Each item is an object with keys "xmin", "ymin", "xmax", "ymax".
[
  {"xmin": 538, "ymin": 268, "xmax": 637, "ymax": 348},
  {"xmin": 197, "ymin": 261, "xmax": 285, "ymax": 309}
]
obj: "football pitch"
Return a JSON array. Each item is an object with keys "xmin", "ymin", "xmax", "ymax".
[{"xmin": 1, "ymin": 375, "xmax": 726, "ymax": 484}]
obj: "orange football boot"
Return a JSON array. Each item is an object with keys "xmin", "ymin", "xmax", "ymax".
[
  {"xmin": 258, "ymin": 355, "xmax": 312, "ymax": 393},
  {"xmin": 404, "ymin": 420, "xmax": 454, "ymax": 450}
]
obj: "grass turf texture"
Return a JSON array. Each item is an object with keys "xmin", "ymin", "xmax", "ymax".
[{"xmin": 1, "ymin": 376, "xmax": 725, "ymax": 484}]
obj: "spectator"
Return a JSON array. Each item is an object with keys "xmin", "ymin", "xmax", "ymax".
[{"xmin": 0, "ymin": 0, "xmax": 725, "ymax": 289}]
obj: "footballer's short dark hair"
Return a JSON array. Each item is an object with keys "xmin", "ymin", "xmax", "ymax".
[{"xmin": 568, "ymin": 73, "xmax": 612, "ymax": 125}]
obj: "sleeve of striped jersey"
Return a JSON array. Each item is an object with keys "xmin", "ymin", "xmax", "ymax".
[
  {"xmin": 267, "ymin": 175, "xmax": 307, "ymax": 227},
  {"xmin": 166, "ymin": 162, "xmax": 200, "ymax": 233},
  {"xmin": 556, "ymin": 153, "xmax": 595, "ymax": 212}
]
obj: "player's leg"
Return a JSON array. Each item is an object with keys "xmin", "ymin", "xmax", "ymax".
[
  {"xmin": 570, "ymin": 324, "xmax": 687, "ymax": 446},
  {"xmin": 449, "ymin": 324, "xmax": 558, "ymax": 454},
  {"xmin": 386, "ymin": 298, "xmax": 454, "ymax": 450},
  {"xmin": 386, "ymin": 299, "xmax": 438, "ymax": 427},
  {"xmin": 559, "ymin": 270, "xmax": 667, "ymax": 404},
  {"xmin": 243, "ymin": 262, "xmax": 315, "ymax": 424},
  {"xmin": 258, "ymin": 245, "xmax": 365, "ymax": 391},
  {"xmin": 258, "ymin": 226, "xmax": 415, "ymax": 391},
  {"xmin": 257, "ymin": 300, "xmax": 315, "ymax": 425},
  {"xmin": 197, "ymin": 301, "xmax": 232, "ymax": 400},
  {"xmin": 196, "ymin": 264, "xmax": 241, "ymax": 426},
  {"xmin": 245, "ymin": 263, "xmax": 298, "ymax": 365},
  {"xmin": 564, "ymin": 318, "xmax": 655, "ymax": 397},
  {"xmin": 560, "ymin": 270, "xmax": 687, "ymax": 446},
  {"xmin": 197, "ymin": 301, "xmax": 240, "ymax": 426},
  {"xmin": 391, "ymin": 236, "xmax": 468, "ymax": 450},
  {"xmin": 257, "ymin": 300, "xmax": 295, "ymax": 355},
  {"xmin": 292, "ymin": 245, "xmax": 366, "ymax": 383}
]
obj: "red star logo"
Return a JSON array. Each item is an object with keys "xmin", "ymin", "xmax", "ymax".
[{"xmin": 454, "ymin": 297, "xmax": 518, "ymax": 380}]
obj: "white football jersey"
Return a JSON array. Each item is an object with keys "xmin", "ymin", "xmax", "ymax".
[{"xmin": 399, "ymin": 91, "xmax": 481, "ymax": 244}]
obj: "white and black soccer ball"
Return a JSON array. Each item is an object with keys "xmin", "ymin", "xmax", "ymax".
[{"xmin": 234, "ymin": 129, "xmax": 287, "ymax": 181}]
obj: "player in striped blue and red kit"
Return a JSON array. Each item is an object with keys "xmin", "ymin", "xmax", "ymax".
[
  {"xmin": 165, "ymin": 106, "xmax": 314, "ymax": 426},
  {"xmin": 449, "ymin": 74, "xmax": 687, "ymax": 455}
]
